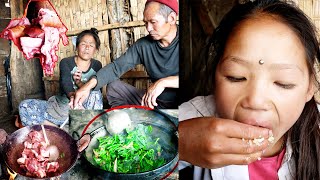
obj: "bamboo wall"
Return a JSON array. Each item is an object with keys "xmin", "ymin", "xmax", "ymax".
[
  {"xmin": 43, "ymin": 0, "xmax": 149, "ymax": 99},
  {"xmin": 293, "ymin": 0, "xmax": 320, "ymax": 102},
  {"xmin": 293, "ymin": 0, "xmax": 320, "ymax": 29}
]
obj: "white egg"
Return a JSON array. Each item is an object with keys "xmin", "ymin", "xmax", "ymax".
[
  {"xmin": 106, "ymin": 110, "xmax": 132, "ymax": 135},
  {"xmin": 47, "ymin": 145, "xmax": 59, "ymax": 161}
]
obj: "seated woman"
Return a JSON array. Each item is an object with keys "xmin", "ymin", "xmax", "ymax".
[{"xmin": 18, "ymin": 28, "xmax": 103, "ymax": 127}]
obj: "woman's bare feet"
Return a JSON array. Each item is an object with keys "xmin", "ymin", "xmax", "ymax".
[{"xmin": 14, "ymin": 115, "xmax": 24, "ymax": 128}]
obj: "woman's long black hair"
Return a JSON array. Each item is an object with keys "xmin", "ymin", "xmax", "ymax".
[{"xmin": 205, "ymin": 0, "xmax": 320, "ymax": 179}]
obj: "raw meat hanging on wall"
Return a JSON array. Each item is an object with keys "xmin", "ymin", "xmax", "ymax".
[{"xmin": 0, "ymin": 0, "xmax": 68, "ymax": 76}]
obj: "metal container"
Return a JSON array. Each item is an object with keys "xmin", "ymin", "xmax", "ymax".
[{"xmin": 82, "ymin": 107, "xmax": 178, "ymax": 180}]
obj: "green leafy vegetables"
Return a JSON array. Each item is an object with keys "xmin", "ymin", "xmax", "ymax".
[{"xmin": 93, "ymin": 124, "xmax": 166, "ymax": 173}]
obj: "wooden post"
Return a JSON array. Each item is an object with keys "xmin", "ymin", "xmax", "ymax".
[{"xmin": 9, "ymin": 0, "xmax": 45, "ymax": 112}]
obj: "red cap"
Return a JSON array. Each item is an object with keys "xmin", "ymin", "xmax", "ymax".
[{"xmin": 146, "ymin": 0, "xmax": 179, "ymax": 14}]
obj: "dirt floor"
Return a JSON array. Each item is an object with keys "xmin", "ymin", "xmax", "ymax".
[
  {"xmin": 0, "ymin": 113, "xmax": 18, "ymax": 135},
  {"xmin": 0, "ymin": 95, "xmax": 18, "ymax": 135}
]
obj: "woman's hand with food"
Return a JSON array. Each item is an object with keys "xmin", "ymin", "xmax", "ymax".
[
  {"xmin": 178, "ymin": 117, "xmax": 273, "ymax": 169},
  {"xmin": 73, "ymin": 70, "xmax": 84, "ymax": 88}
]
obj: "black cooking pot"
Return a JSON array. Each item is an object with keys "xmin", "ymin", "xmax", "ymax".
[
  {"xmin": 1, "ymin": 125, "xmax": 88, "ymax": 179},
  {"xmin": 82, "ymin": 106, "xmax": 179, "ymax": 180}
]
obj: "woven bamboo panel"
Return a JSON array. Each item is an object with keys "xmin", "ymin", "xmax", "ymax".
[
  {"xmin": 51, "ymin": 0, "xmax": 110, "ymax": 71},
  {"xmin": 130, "ymin": 0, "xmax": 149, "ymax": 89},
  {"xmin": 51, "ymin": 0, "xmax": 149, "ymax": 69},
  {"xmin": 44, "ymin": 0, "xmax": 150, "ymax": 99},
  {"xmin": 294, "ymin": 0, "xmax": 320, "ymax": 102}
]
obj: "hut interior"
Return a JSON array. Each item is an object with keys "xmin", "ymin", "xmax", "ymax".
[{"xmin": 0, "ymin": 0, "xmax": 151, "ymax": 133}]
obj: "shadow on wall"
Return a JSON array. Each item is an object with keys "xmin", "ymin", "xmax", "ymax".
[
  {"xmin": 179, "ymin": 0, "xmax": 233, "ymax": 104},
  {"xmin": 0, "ymin": 18, "xmax": 12, "ymax": 117}
]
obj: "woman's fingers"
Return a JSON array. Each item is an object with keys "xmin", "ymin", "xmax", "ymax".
[
  {"xmin": 73, "ymin": 74, "xmax": 80, "ymax": 80},
  {"xmin": 211, "ymin": 137, "xmax": 269, "ymax": 154},
  {"xmin": 73, "ymin": 71, "xmax": 82, "ymax": 81},
  {"xmin": 214, "ymin": 119, "xmax": 271, "ymax": 140},
  {"xmin": 206, "ymin": 119, "xmax": 271, "ymax": 154},
  {"xmin": 179, "ymin": 117, "xmax": 272, "ymax": 169}
]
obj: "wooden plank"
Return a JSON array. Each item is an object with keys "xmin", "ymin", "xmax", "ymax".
[{"xmin": 66, "ymin": 20, "xmax": 145, "ymax": 36}]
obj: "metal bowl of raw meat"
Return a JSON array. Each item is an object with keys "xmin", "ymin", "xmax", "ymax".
[{"xmin": 1, "ymin": 125, "xmax": 84, "ymax": 179}]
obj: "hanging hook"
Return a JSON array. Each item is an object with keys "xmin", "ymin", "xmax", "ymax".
[{"xmin": 5, "ymin": 0, "xmax": 10, "ymax": 7}]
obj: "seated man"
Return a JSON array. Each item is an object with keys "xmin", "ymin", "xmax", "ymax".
[{"xmin": 74, "ymin": 0, "xmax": 179, "ymax": 109}]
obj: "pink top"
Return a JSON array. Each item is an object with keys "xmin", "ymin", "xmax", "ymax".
[{"xmin": 248, "ymin": 148, "xmax": 286, "ymax": 180}]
